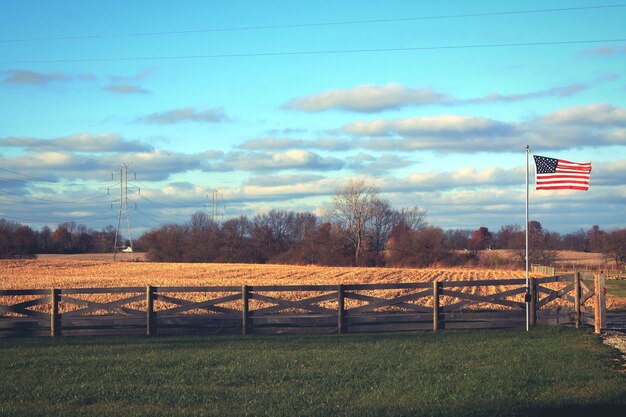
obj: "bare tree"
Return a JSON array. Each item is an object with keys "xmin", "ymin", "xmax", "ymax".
[
  {"xmin": 325, "ymin": 179, "xmax": 379, "ymax": 264},
  {"xmin": 602, "ymin": 229, "xmax": 626, "ymax": 269},
  {"xmin": 399, "ymin": 206, "xmax": 428, "ymax": 231},
  {"xmin": 369, "ymin": 199, "xmax": 400, "ymax": 259}
]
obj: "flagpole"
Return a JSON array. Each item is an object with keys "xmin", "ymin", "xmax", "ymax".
[{"xmin": 525, "ymin": 145, "xmax": 530, "ymax": 332}]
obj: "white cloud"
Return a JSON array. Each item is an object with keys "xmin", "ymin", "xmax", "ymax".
[
  {"xmin": 460, "ymin": 84, "xmax": 588, "ymax": 105},
  {"xmin": 138, "ymin": 107, "xmax": 227, "ymax": 124},
  {"xmin": 210, "ymin": 150, "xmax": 344, "ymax": 172},
  {"xmin": 104, "ymin": 84, "xmax": 150, "ymax": 95},
  {"xmin": 541, "ymin": 103, "xmax": 626, "ymax": 126},
  {"xmin": 342, "ymin": 104, "xmax": 626, "ymax": 152},
  {"xmin": 284, "ymin": 83, "xmax": 448, "ymax": 113},
  {"xmin": 345, "ymin": 115, "xmax": 515, "ymax": 137},
  {"xmin": 0, "ymin": 133, "xmax": 152, "ymax": 152},
  {"xmin": 284, "ymin": 81, "xmax": 592, "ymax": 113}
]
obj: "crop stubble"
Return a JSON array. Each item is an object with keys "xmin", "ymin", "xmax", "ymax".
[{"xmin": 1, "ymin": 259, "xmax": 622, "ymax": 314}]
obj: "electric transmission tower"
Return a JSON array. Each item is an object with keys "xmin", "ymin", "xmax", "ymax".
[
  {"xmin": 206, "ymin": 189, "xmax": 225, "ymax": 221},
  {"xmin": 109, "ymin": 163, "xmax": 139, "ymax": 261}
]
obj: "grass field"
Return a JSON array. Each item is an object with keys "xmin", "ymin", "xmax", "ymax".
[{"xmin": 0, "ymin": 327, "xmax": 624, "ymax": 417}]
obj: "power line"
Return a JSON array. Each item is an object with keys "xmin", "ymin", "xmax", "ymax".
[
  {"xmin": 0, "ymin": 167, "xmax": 59, "ymax": 183},
  {"xmin": 3, "ymin": 38, "xmax": 625, "ymax": 65},
  {"xmin": 131, "ymin": 180, "xmax": 193, "ymax": 208},
  {"xmin": 0, "ymin": 211, "xmax": 117, "ymax": 225},
  {"xmin": 1, "ymin": 4, "xmax": 624, "ymax": 43},
  {"xmin": 0, "ymin": 188, "xmax": 111, "ymax": 205}
]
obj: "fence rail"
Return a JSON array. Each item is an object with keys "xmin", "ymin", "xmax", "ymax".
[{"xmin": 0, "ymin": 273, "xmax": 606, "ymax": 338}]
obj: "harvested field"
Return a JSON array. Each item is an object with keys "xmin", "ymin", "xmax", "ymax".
[
  {"xmin": 1, "ymin": 259, "xmax": 538, "ymax": 289},
  {"xmin": 2, "ymin": 259, "xmax": 624, "ymax": 312}
]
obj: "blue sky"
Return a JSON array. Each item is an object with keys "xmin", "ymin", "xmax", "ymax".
[{"xmin": 1, "ymin": 0, "xmax": 625, "ymax": 234}]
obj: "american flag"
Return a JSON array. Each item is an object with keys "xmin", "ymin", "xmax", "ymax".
[{"xmin": 533, "ymin": 155, "xmax": 591, "ymax": 191}]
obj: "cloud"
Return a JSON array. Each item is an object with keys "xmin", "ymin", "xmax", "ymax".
[
  {"xmin": 284, "ymin": 83, "xmax": 449, "ymax": 113},
  {"xmin": 343, "ymin": 103, "xmax": 626, "ymax": 152},
  {"xmin": 2, "ymin": 69, "xmax": 95, "ymax": 85},
  {"xmin": 581, "ymin": 44, "xmax": 626, "ymax": 57},
  {"xmin": 209, "ymin": 150, "xmax": 344, "ymax": 172},
  {"xmin": 541, "ymin": 103, "xmax": 626, "ymax": 127},
  {"xmin": 104, "ymin": 84, "xmax": 150, "ymax": 95},
  {"xmin": 284, "ymin": 81, "xmax": 593, "ymax": 113},
  {"xmin": 105, "ymin": 69, "xmax": 154, "ymax": 95},
  {"xmin": 0, "ymin": 133, "xmax": 152, "ymax": 153},
  {"xmin": 459, "ymin": 83, "xmax": 588, "ymax": 105},
  {"xmin": 138, "ymin": 107, "xmax": 227, "ymax": 124},
  {"xmin": 346, "ymin": 153, "xmax": 414, "ymax": 174},
  {"xmin": 0, "ymin": 149, "xmax": 209, "ymax": 182},
  {"xmin": 238, "ymin": 137, "xmax": 353, "ymax": 151},
  {"xmin": 345, "ymin": 115, "xmax": 516, "ymax": 138},
  {"xmin": 244, "ymin": 174, "xmax": 326, "ymax": 187},
  {"xmin": 238, "ymin": 138, "xmax": 306, "ymax": 150}
]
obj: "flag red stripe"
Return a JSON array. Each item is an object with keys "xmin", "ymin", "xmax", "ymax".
[
  {"xmin": 538, "ymin": 174, "xmax": 590, "ymax": 179},
  {"xmin": 536, "ymin": 185, "xmax": 589, "ymax": 190}
]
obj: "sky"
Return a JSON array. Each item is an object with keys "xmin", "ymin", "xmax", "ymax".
[{"xmin": 1, "ymin": 0, "xmax": 625, "ymax": 236}]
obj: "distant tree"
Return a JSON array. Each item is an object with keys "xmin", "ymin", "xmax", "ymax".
[
  {"xmin": 386, "ymin": 225, "xmax": 447, "ymax": 267},
  {"xmin": 398, "ymin": 206, "xmax": 428, "ymax": 231},
  {"xmin": 368, "ymin": 199, "xmax": 401, "ymax": 264},
  {"xmin": 186, "ymin": 212, "xmax": 221, "ymax": 262},
  {"xmin": 0, "ymin": 219, "xmax": 36, "ymax": 258},
  {"xmin": 511, "ymin": 220, "xmax": 559, "ymax": 265},
  {"xmin": 602, "ymin": 229, "xmax": 626, "ymax": 269},
  {"xmin": 325, "ymin": 179, "xmax": 379, "ymax": 265},
  {"xmin": 469, "ymin": 227, "xmax": 493, "ymax": 252},
  {"xmin": 219, "ymin": 216, "xmax": 253, "ymax": 263},
  {"xmin": 587, "ymin": 225, "xmax": 605, "ymax": 252},
  {"xmin": 51, "ymin": 224, "xmax": 73, "ymax": 253},
  {"xmin": 560, "ymin": 229, "xmax": 588, "ymax": 252},
  {"xmin": 494, "ymin": 224, "xmax": 521, "ymax": 249},
  {"xmin": 443, "ymin": 229, "xmax": 471, "ymax": 251},
  {"xmin": 140, "ymin": 224, "xmax": 188, "ymax": 262},
  {"xmin": 36, "ymin": 225, "xmax": 53, "ymax": 253}
]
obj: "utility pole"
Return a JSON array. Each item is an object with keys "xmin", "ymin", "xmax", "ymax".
[{"xmin": 110, "ymin": 163, "xmax": 138, "ymax": 261}]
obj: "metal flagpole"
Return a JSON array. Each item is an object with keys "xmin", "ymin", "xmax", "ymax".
[{"xmin": 525, "ymin": 145, "xmax": 530, "ymax": 332}]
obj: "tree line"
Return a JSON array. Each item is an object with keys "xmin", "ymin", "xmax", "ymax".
[{"xmin": 2, "ymin": 180, "xmax": 625, "ymax": 268}]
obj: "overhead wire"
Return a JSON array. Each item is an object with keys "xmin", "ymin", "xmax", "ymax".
[
  {"xmin": 3, "ymin": 38, "xmax": 626, "ymax": 65},
  {"xmin": 131, "ymin": 180, "xmax": 196, "ymax": 208},
  {"xmin": 1, "ymin": 4, "xmax": 624, "ymax": 43},
  {"xmin": 0, "ymin": 188, "xmax": 112, "ymax": 205}
]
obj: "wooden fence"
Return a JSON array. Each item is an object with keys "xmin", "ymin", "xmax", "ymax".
[
  {"xmin": 0, "ymin": 273, "xmax": 606, "ymax": 338},
  {"xmin": 531, "ymin": 264, "xmax": 556, "ymax": 276}
]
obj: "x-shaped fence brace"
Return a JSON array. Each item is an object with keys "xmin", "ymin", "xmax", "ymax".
[
  {"xmin": 440, "ymin": 287, "xmax": 526, "ymax": 312},
  {"xmin": 59, "ymin": 294, "xmax": 145, "ymax": 319},
  {"xmin": 0, "ymin": 296, "xmax": 51, "ymax": 319},
  {"xmin": 154, "ymin": 293, "xmax": 242, "ymax": 316},
  {"xmin": 249, "ymin": 292, "xmax": 337, "ymax": 316},
  {"xmin": 344, "ymin": 290, "xmax": 432, "ymax": 314}
]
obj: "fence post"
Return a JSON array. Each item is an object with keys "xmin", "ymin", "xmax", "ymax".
[
  {"xmin": 146, "ymin": 286, "xmax": 154, "ymax": 336},
  {"xmin": 242, "ymin": 285, "xmax": 249, "ymax": 335},
  {"xmin": 529, "ymin": 277, "xmax": 537, "ymax": 326},
  {"xmin": 574, "ymin": 271, "xmax": 581, "ymax": 328},
  {"xmin": 433, "ymin": 281, "xmax": 440, "ymax": 334},
  {"xmin": 337, "ymin": 284, "xmax": 344, "ymax": 335},
  {"xmin": 50, "ymin": 288, "xmax": 60, "ymax": 337},
  {"xmin": 594, "ymin": 272, "xmax": 606, "ymax": 334}
]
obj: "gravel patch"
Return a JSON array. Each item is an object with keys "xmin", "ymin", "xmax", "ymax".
[{"xmin": 602, "ymin": 331, "xmax": 626, "ymax": 370}]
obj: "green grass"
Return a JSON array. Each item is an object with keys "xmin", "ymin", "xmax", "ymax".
[
  {"xmin": 606, "ymin": 279, "xmax": 626, "ymax": 298},
  {"xmin": 1, "ymin": 327, "xmax": 624, "ymax": 417}
]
